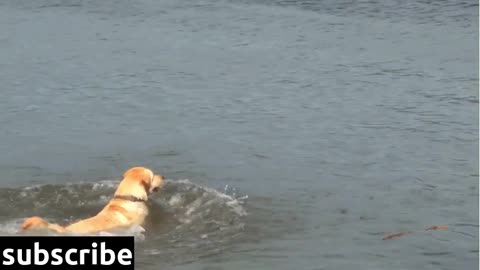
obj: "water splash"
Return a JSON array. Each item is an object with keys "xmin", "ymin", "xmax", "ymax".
[{"xmin": 0, "ymin": 179, "xmax": 248, "ymax": 245}]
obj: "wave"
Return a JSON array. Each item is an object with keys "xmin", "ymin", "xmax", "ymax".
[{"xmin": 0, "ymin": 179, "xmax": 248, "ymax": 250}]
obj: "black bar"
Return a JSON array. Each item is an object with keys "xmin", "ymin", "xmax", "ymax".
[{"xmin": 0, "ymin": 236, "xmax": 134, "ymax": 269}]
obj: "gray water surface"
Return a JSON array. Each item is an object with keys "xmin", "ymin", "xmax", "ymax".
[{"xmin": 0, "ymin": 0, "xmax": 478, "ymax": 269}]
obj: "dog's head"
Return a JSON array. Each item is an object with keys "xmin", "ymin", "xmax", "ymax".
[{"xmin": 114, "ymin": 167, "xmax": 165, "ymax": 201}]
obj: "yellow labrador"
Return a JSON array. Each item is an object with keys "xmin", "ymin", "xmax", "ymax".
[{"xmin": 20, "ymin": 166, "xmax": 164, "ymax": 234}]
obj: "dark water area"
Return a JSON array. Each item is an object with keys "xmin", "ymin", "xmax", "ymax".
[{"xmin": 0, "ymin": 0, "xmax": 478, "ymax": 269}]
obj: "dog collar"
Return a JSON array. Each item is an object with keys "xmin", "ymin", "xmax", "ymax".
[{"xmin": 113, "ymin": 195, "xmax": 147, "ymax": 203}]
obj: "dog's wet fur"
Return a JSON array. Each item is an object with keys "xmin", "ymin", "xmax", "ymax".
[{"xmin": 20, "ymin": 166, "xmax": 164, "ymax": 235}]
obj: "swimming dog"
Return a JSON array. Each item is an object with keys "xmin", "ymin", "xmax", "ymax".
[{"xmin": 20, "ymin": 166, "xmax": 164, "ymax": 234}]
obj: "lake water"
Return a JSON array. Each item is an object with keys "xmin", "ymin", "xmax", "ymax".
[{"xmin": 0, "ymin": 0, "xmax": 478, "ymax": 269}]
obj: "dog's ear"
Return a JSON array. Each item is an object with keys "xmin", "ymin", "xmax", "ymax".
[{"xmin": 140, "ymin": 181, "xmax": 150, "ymax": 194}]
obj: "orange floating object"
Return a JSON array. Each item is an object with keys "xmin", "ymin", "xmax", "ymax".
[
  {"xmin": 426, "ymin": 225, "xmax": 449, "ymax": 231},
  {"xmin": 382, "ymin": 225, "xmax": 449, "ymax": 240},
  {"xmin": 382, "ymin": 231, "xmax": 414, "ymax": 240}
]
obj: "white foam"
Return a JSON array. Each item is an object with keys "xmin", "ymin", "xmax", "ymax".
[
  {"xmin": 185, "ymin": 197, "xmax": 203, "ymax": 216},
  {"xmin": 168, "ymin": 193, "xmax": 183, "ymax": 207},
  {"xmin": 173, "ymin": 179, "xmax": 248, "ymax": 217},
  {"xmin": 94, "ymin": 225, "xmax": 146, "ymax": 242},
  {"xmin": 0, "ymin": 218, "xmax": 24, "ymax": 235},
  {"xmin": 91, "ymin": 180, "xmax": 121, "ymax": 190}
]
